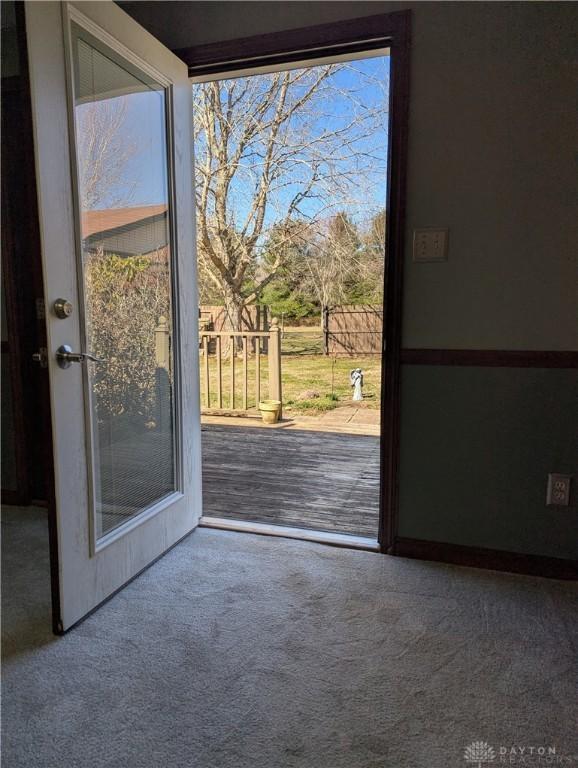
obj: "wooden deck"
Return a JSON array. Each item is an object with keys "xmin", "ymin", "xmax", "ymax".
[{"xmin": 202, "ymin": 424, "xmax": 380, "ymax": 537}]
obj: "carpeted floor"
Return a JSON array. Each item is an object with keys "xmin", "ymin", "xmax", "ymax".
[{"xmin": 2, "ymin": 506, "xmax": 577, "ymax": 768}]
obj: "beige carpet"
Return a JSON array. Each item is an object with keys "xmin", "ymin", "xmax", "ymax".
[{"xmin": 2, "ymin": 506, "xmax": 577, "ymax": 767}]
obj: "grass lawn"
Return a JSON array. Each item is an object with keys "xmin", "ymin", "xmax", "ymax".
[
  {"xmin": 283, "ymin": 354, "xmax": 381, "ymax": 413},
  {"xmin": 200, "ymin": 332, "xmax": 381, "ymax": 414}
]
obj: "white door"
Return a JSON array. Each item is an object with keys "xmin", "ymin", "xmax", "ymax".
[{"xmin": 25, "ymin": 1, "xmax": 201, "ymax": 632}]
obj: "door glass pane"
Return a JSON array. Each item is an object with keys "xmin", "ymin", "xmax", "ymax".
[{"xmin": 71, "ymin": 26, "xmax": 177, "ymax": 540}]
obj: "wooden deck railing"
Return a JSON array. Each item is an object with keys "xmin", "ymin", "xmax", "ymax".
[
  {"xmin": 198, "ymin": 318, "xmax": 282, "ymax": 414},
  {"xmin": 154, "ymin": 316, "xmax": 282, "ymax": 414}
]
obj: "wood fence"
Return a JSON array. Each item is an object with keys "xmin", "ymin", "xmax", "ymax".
[
  {"xmin": 199, "ymin": 304, "xmax": 269, "ymax": 333},
  {"xmin": 325, "ymin": 305, "xmax": 383, "ymax": 356},
  {"xmin": 155, "ymin": 303, "xmax": 380, "ymax": 418}
]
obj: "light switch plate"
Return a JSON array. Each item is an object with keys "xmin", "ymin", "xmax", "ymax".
[{"xmin": 413, "ymin": 228, "xmax": 449, "ymax": 262}]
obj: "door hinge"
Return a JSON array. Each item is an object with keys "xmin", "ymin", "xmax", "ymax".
[{"xmin": 32, "ymin": 347, "xmax": 48, "ymax": 368}]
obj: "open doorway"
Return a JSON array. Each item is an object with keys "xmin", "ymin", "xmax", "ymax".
[{"xmin": 193, "ymin": 49, "xmax": 391, "ymax": 544}]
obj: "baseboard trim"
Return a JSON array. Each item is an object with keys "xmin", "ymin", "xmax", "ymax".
[{"xmin": 393, "ymin": 537, "xmax": 578, "ymax": 580}]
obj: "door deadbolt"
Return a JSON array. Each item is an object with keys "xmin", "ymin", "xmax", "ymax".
[{"xmin": 53, "ymin": 298, "xmax": 73, "ymax": 319}]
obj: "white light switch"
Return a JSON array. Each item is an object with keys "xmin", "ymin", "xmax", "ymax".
[{"xmin": 413, "ymin": 228, "xmax": 449, "ymax": 262}]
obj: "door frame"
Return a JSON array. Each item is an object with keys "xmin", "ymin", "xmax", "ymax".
[
  {"xmin": 2, "ymin": 0, "xmax": 61, "ymax": 628},
  {"xmin": 178, "ymin": 11, "xmax": 411, "ymax": 553},
  {"xmin": 1, "ymin": 1, "xmax": 52, "ymax": 509}
]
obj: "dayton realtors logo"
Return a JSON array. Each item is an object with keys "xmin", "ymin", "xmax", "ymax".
[
  {"xmin": 464, "ymin": 742, "xmax": 496, "ymax": 766},
  {"xmin": 464, "ymin": 743, "xmax": 574, "ymax": 765}
]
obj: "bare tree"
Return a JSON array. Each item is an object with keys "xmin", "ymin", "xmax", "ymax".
[
  {"xmin": 300, "ymin": 213, "xmax": 361, "ymax": 328},
  {"xmin": 358, "ymin": 208, "xmax": 386, "ymax": 302},
  {"xmin": 193, "ymin": 61, "xmax": 387, "ymax": 332},
  {"xmin": 76, "ymin": 99, "xmax": 137, "ymax": 210}
]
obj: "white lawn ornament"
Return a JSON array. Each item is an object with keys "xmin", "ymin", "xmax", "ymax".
[{"xmin": 350, "ymin": 368, "xmax": 364, "ymax": 401}]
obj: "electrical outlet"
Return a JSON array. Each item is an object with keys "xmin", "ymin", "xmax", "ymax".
[
  {"xmin": 413, "ymin": 228, "xmax": 449, "ymax": 262},
  {"xmin": 546, "ymin": 474, "xmax": 571, "ymax": 506}
]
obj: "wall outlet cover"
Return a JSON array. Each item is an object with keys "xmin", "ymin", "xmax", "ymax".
[
  {"xmin": 546, "ymin": 473, "xmax": 571, "ymax": 506},
  {"xmin": 413, "ymin": 228, "xmax": 449, "ymax": 262}
]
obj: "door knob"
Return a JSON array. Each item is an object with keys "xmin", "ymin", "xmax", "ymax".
[{"xmin": 56, "ymin": 344, "xmax": 104, "ymax": 369}]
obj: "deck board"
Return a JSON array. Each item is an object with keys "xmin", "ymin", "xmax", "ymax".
[{"xmin": 202, "ymin": 424, "xmax": 380, "ymax": 537}]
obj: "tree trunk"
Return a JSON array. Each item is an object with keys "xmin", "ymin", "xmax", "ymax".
[
  {"xmin": 224, "ymin": 293, "xmax": 244, "ymax": 353},
  {"xmin": 321, "ymin": 304, "xmax": 329, "ymax": 355}
]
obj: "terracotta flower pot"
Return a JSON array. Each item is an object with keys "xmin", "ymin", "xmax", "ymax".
[{"xmin": 258, "ymin": 400, "xmax": 281, "ymax": 424}]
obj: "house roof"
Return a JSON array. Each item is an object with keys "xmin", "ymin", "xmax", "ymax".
[{"xmin": 82, "ymin": 204, "xmax": 167, "ymax": 239}]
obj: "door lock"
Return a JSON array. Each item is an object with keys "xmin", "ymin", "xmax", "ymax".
[
  {"xmin": 53, "ymin": 298, "xmax": 73, "ymax": 319},
  {"xmin": 56, "ymin": 345, "xmax": 104, "ymax": 369}
]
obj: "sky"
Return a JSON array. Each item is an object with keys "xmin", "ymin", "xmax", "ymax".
[
  {"xmin": 79, "ymin": 53, "xmax": 390, "ymax": 227},
  {"xmin": 106, "ymin": 88, "xmax": 169, "ymax": 208},
  {"xmin": 194, "ymin": 54, "xmax": 391, "ymax": 234}
]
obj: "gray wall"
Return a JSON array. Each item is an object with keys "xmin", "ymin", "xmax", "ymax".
[
  {"xmin": 121, "ymin": 1, "xmax": 578, "ymax": 559},
  {"xmin": 399, "ymin": 366, "xmax": 578, "ymax": 559}
]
